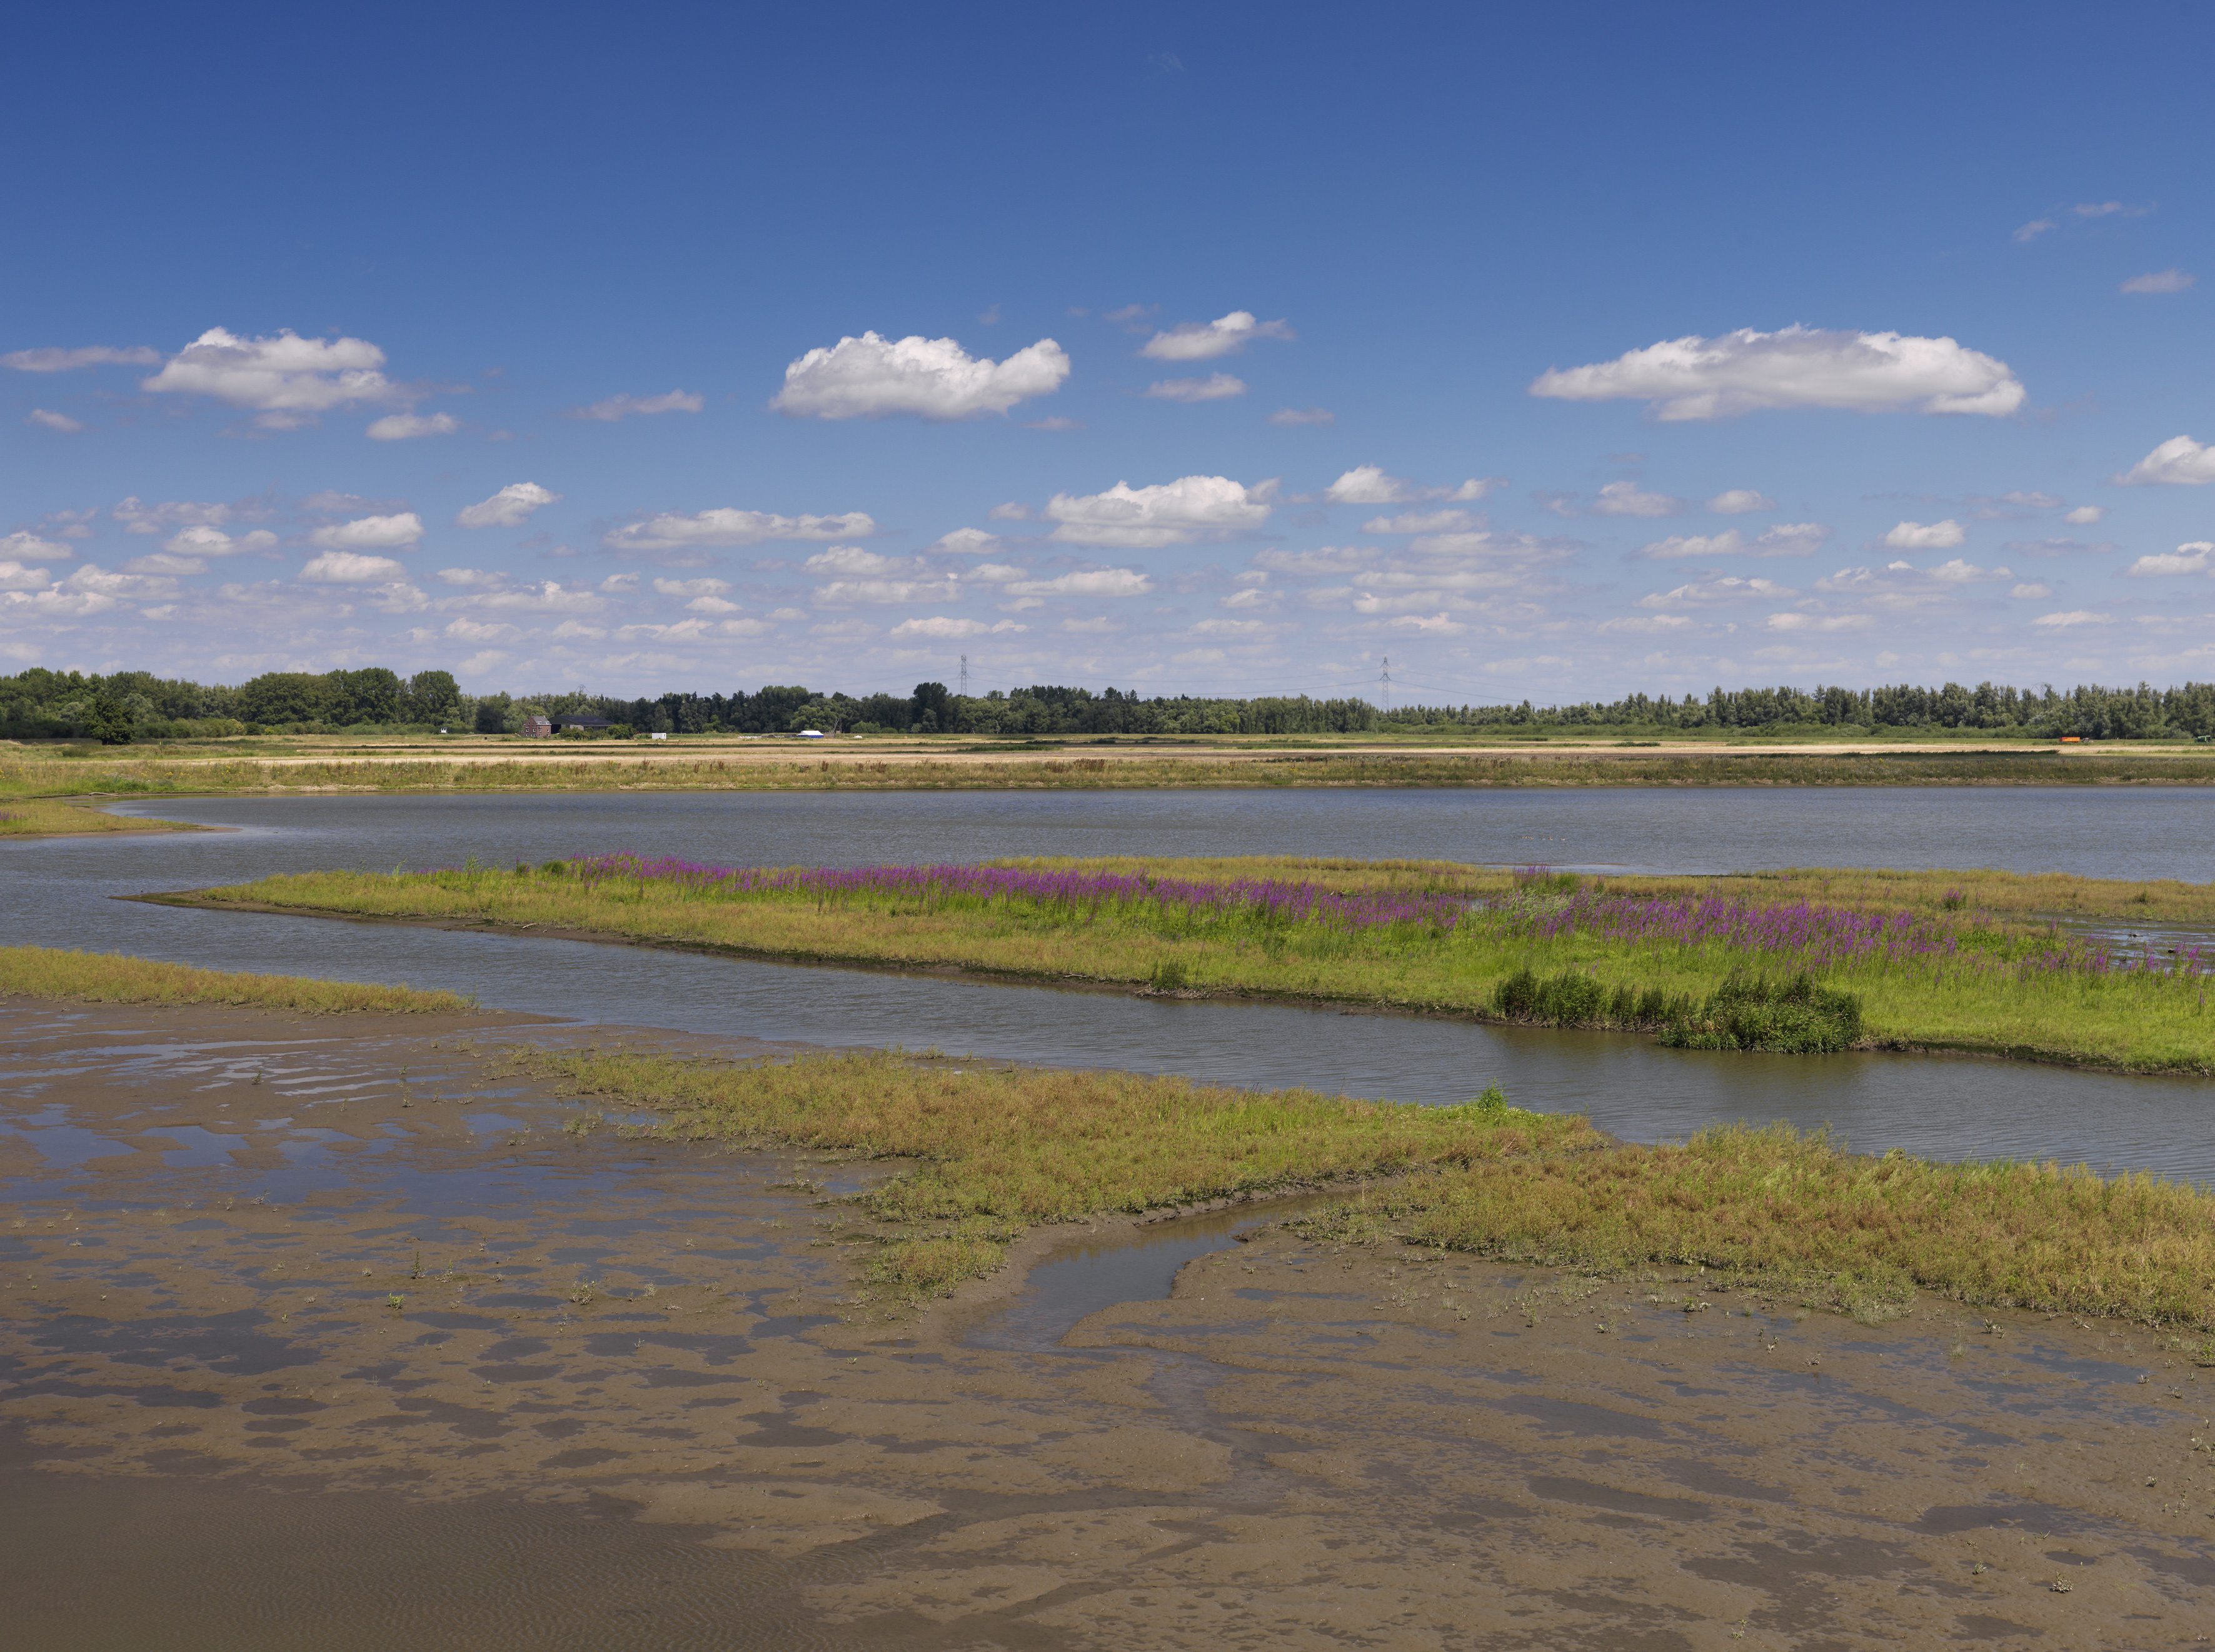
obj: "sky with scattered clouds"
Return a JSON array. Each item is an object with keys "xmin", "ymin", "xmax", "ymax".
[{"xmin": 5, "ymin": 3, "xmax": 2213, "ymax": 703}]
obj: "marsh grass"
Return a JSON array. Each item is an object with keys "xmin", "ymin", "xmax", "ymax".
[
  {"xmin": 0, "ymin": 945, "xmax": 475, "ymax": 1013},
  {"xmin": 0, "ymin": 798, "xmax": 199, "ymax": 836},
  {"xmin": 1296, "ymin": 1124, "xmax": 2215, "ymax": 1329},
  {"xmin": 194, "ymin": 855, "xmax": 2215, "ymax": 1071},
  {"xmin": 510, "ymin": 1045, "xmax": 1594, "ymax": 1296}
]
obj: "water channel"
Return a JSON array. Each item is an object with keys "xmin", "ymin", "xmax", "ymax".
[{"xmin": 8, "ymin": 785, "xmax": 2214, "ymax": 1181}]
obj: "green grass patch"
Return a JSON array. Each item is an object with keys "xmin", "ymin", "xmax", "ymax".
[
  {"xmin": 0, "ymin": 798, "xmax": 201, "ymax": 837},
  {"xmin": 1295, "ymin": 1123, "xmax": 2215, "ymax": 1329},
  {"xmin": 517, "ymin": 1045, "xmax": 1592, "ymax": 1299},
  {"xmin": 0, "ymin": 945, "xmax": 476, "ymax": 1013}
]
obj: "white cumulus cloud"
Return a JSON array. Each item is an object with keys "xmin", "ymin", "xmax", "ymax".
[
  {"xmin": 2115, "ymin": 435, "xmax": 2215, "ymax": 486},
  {"xmin": 1000, "ymin": 568, "xmax": 1155, "ymax": 598},
  {"xmin": 771, "ymin": 332, "xmax": 1068, "ymax": 419},
  {"xmin": 3, "ymin": 345, "xmax": 161, "ymax": 372},
  {"xmin": 814, "ymin": 579, "xmax": 960, "ymax": 605},
  {"xmin": 114, "ymin": 497, "xmax": 234, "ymax": 534},
  {"xmin": 2064, "ymin": 505, "xmax": 2104, "ymax": 525},
  {"xmin": 604, "ymin": 508, "xmax": 876, "ymax": 553},
  {"xmin": 121, "ymin": 551, "xmax": 209, "ymax": 576},
  {"xmin": 927, "ymin": 528, "xmax": 1000, "ymax": 556},
  {"xmin": 2032, "ymin": 610, "xmax": 2111, "ymax": 628},
  {"xmin": 1764, "ymin": 613, "xmax": 1872, "ymax": 633},
  {"xmin": 1143, "ymin": 373, "xmax": 1247, "ymax": 403},
  {"xmin": 367, "ymin": 412, "xmax": 459, "ymax": 441},
  {"xmin": 1884, "ymin": 519, "xmax": 1966, "ymax": 549},
  {"xmin": 2124, "ymin": 542, "xmax": 2214, "ymax": 578},
  {"xmin": 570, "ymin": 390, "xmax": 705, "ymax": 421},
  {"xmin": 2121, "ymin": 269, "xmax": 2194, "ymax": 294},
  {"xmin": 141, "ymin": 328, "xmax": 398, "ymax": 420},
  {"xmin": 888, "ymin": 616, "xmax": 1030, "ymax": 639},
  {"xmin": 1322, "ymin": 466, "xmax": 1499, "ymax": 506},
  {"xmin": 1044, "ymin": 475, "xmax": 1275, "ymax": 548},
  {"xmin": 804, "ymin": 547, "xmax": 926, "ymax": 578},
  {"xmin": 1530, "ymin": 325, "xmax": 2026, "ymax": 420},
  {"xmin": 1707, "ymin": 489, "xmax": 1775, "ymax": 514},
  {"xmin": 0, "ymin": 561, "xmax": 53, "ymax": 591},
  {"xmin": 0, "ymin": 530, "xmax": 78, "ymax": 561},
  {"xmin": 1635, "ymin": 524, "xmax": 1829, "ymax": 560},
  {"xmin": 456, "ymin": 483, "xmax": 561, "ymax": 529},
  {"xmin": 1637, "ymin": 576, "xmax": 1798, "ymax": 609},
  {"xmin": 25, "ymin": 409, "xmax": 84, "ymax": 432},
  {"xmin": 309, "ymin": 513, "xmax": 424, "ymax": 551},
  {"xmin": 299, "ymin": 551, "xmax": 408, "ymax": 584},
  {"xmin": 1590, "ymin": 480, "xmax": 1684, "ymax": 517},
  {"xmin": 164, "ymin": 525, "xmax": 274, "ymax": 558},
  {"xmin": 1362, "ymin": 509, "xmax": 1477, "ymax": 535},
  {"xmin": 1138, "ymin": 311, "xmax": 1293, "ymax": 361},
  {"xmin": 2010, "ymin": 583, "xmax": 2052, "ymax": 599},
  {"xmin": 1268, "ymin": 406, "xmax": 1334, "ymax": 426}
]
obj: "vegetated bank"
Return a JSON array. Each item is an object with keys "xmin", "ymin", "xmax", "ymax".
[
  {"xmin": 8, "ymin": 747, "xmax": 2215, "ymax": 803},
  {"xmin": 0, "ymin": 798, "xmax": 204, "ymax": 838},
  {"xmin": 168, "ymin": 854, "xmax": 2215, "ymax": 1073},
  {"xmin": 531, "ymin": 1044, "xmax": 2215, "ymax": 1334},
  {"xmin": 0, "ymin": 945, "xmax": 475, "ymax": 1013}
]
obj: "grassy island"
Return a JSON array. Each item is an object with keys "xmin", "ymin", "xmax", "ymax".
[
  {"xmin": 168, "ymin": 853, "xmax": 2215, "ymax": 1073},
  {"xmin": 533, "ymin": 1046, "xmax": 2215, "ymax": 1332}
]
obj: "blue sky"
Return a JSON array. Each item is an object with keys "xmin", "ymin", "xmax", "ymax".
[{"xmin": 5, "ymin": 1, "xmax": 2212, "ymax": 703}]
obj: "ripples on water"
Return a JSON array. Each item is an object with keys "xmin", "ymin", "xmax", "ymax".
[{"xmin": 3, "ymin": 786, "xmax": 2210, "ymax": 1179}]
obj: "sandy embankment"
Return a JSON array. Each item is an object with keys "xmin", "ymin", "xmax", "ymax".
[{"xmin": 4, "ymin": 999, "xmax": 2211, "ymax": 1648}]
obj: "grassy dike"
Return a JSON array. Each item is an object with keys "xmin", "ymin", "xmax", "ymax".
[
  {"xmin": 8, "ymin": 745, "xmax": 2215, "ymax": 803},
  {"xmin": 168, "ymin": 856, "xmax": 2215, "ymax": 1073},
  {"xmin": 0, "ymin": 945, "xmax": 475, "ymax": 1013},
  {"xmin": 525, "ymin": 1046, "xmax": 2215, "ymax": 1332}
]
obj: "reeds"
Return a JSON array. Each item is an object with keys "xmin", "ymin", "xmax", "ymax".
[{"xmin": 0, "ymin": 945, "xmax": 475, "ymax": 1013}]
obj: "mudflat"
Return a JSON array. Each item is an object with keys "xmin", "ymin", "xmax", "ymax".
[{"xmin": 4, "ymin": 999, "xmax": 2211, "ymax": 1649}]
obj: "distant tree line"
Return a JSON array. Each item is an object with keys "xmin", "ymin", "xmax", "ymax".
[{"xmin": 4, "ymin": 664, "xmax": 2213, "ymax": 744}]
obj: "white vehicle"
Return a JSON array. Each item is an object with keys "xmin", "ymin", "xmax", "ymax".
[{"xmin": 800, "ymin": 728, "xmax": 826, "ymax": 738}]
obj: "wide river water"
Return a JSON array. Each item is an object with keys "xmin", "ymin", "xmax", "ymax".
[{"xmin": 9, "ymin": 785, "xmax": 2215, "ymax": 1180}]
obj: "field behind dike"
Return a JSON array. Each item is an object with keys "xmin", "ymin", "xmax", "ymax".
[
  {"xmin": 168, "ymin": 853, "xmax": 2215, "ymax": 1074},
  {"xmin": 7, "ymin": 943, "xmax": 2213, "ymax": 1333},
  {"xmin": 9, "ymin": 743, "xmax": 2215, "ymax": 806}
]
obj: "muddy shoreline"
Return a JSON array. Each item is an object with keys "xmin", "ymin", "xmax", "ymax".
[
  {"xmin": 126, "ymin": 889, "xmax": 2200, "ymax": 1081},
  {"xmin": 5, "ymin": 999, "xmax": 2214, "ymax": 1647}
]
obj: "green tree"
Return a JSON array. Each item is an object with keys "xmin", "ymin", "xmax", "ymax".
[
  {"xmin": 88, "ymin": 693, "xmax": 134, "ymax": 744},
  {"xmin": 403, "ymin": 670, "xmax": 461, "ymax": 725}
]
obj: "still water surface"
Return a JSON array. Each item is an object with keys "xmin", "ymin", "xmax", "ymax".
[{"xmin": 6, "ymin": 787, "xmax": 2212, "ymax": 1180}]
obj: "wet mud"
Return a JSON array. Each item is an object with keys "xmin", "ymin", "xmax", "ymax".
[{"xmin": 4, "ymin": 998, "xmax": 2214, "ymax": 1649}]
